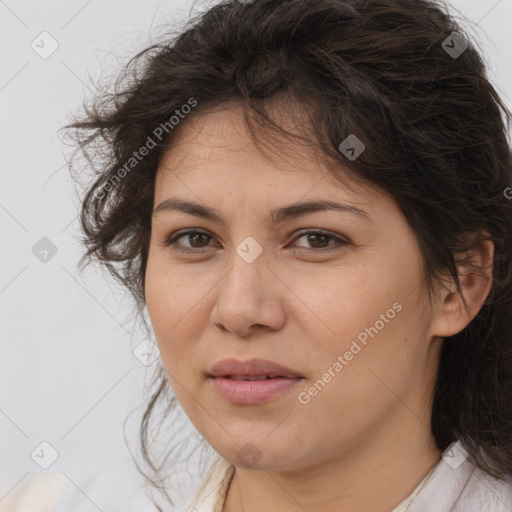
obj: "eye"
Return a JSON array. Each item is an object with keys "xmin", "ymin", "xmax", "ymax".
[
  {"xmin": 292, "ymin": 229, "xmax": 349, "ymax": 251},
  {"xmin": 162, "ymin": 229, "xmax": 215, "ymax": 253},
  {"xmin": 161, "ymin": 229, "xmax": 349, "ymax": 254}
]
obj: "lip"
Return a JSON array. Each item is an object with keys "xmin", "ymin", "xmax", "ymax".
[
  {"xmin": 208, "ymin": 358, "xmax": 304, "ymax": 405},
  {"xmin": 209, "ymin": 358, "xmax": 303, "ymax": 379}
]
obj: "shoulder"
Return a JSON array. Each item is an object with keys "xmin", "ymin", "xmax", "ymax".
[
  {"xmin": 401, "ymin": 440, "xmax": 512, "ymax": 512},
  {"xmin": 452, "ymin": 465, "xmax": 512, "ymax": 512},
  {"xmin": 52, "ymin": 456, "xmax": 155, "ymax": 512},
  {"xmin": 0, "ymin": 457, "xmax": 156, "ymax": 512},
  {"xmin": 0, "ymin": 472, "xmax": 69, "ymax": 511}
]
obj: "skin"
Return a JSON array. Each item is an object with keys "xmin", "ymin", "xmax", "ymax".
[{"xmin": 144, "ymin": 101, "xmax": 493, "ymax": 512}]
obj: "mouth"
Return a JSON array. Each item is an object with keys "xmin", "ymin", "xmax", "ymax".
[
  {"xmin": 208, "ymin": 375, "xmax": 303, "ymax": 405},
  {"xmin": 208, "ymin": 358, "xmax": 303, "ymax": 379},
  {"xmin": 220, "ymin": 374, "xmax": 295, "ymax": 380},
  {"xmin": 208, "ymin": 358, "xmax": 304, "ymax": 405}
]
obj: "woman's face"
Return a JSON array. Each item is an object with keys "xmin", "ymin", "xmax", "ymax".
[{"xmin": 145, "ymin": 103, "xmax": 443, "ymax": 471}]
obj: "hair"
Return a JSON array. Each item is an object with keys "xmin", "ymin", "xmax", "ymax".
[{"xmin": 62, "ymin": 0, "xmax": 512, "ymax": 508}]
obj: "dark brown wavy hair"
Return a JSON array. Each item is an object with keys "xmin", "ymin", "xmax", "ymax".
[{"xmin": 62, "ymin": 0, "xmax": 512, "ymax": 508}]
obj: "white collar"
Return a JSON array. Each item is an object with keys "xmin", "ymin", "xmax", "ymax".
[{"xmin": 180, "ymin": 441, "xmax": 512, "ymax": 512}]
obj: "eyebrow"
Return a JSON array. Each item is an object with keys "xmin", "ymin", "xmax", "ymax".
[{"xmin": 153, "ymin": 198, "xmax": 373, "ymax": 226}]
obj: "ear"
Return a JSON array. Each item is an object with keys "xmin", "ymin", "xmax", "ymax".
[{"xmin": 431, "ymin": 237, "xmax": 494, "ymax": 338}]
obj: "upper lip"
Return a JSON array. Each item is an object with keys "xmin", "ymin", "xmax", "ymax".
[{"xmin": 208, "ymin": 358, "xmax": 303, "ymax": 378}]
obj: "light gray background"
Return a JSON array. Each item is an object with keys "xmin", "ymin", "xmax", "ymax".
[{"xmin": 1, "ymin": 0, "xmax": 511, "ymax": 510}]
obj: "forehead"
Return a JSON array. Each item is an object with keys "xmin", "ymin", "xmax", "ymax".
[
  {"xmin": 159, "ymin": 101, "xmax": 319, "ymax": 171},
  {"xmin": 154, "ymin": 101, "xmax": 380, "ymax": 203}
]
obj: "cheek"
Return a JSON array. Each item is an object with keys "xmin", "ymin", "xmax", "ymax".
[
  {"xmin": 283, "ymin": 263, "xmax": 388, "ymax": 348},
  {"xmin": 144, "ymin": 258, "xmax": 212, "ymax": 381},
  {"xmin": 289, "ymin": 259, "xmax": 421, "ymax": 408},
  {"xmin": 145, "ymin": 254, "xmax": 202, "ymax": 336},
  {"xmin": 145, "ymin": 273, "xmax": 172, "ymax": 339},
  {"xmin": 292, "ymin": 314, "xmax": 416, "ymax": 454},
  {"xmin": 145, "ymin": 259, "xmax": 187, "ymax": 367}
]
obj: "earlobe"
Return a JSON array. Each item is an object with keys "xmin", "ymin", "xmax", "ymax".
[{"xmin": 431, "ymin": 239, "xmax": 494, "ymax": 338}]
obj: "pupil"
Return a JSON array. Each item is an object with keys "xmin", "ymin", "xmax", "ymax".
[
  {"xmin": 191, "ymin": 233, "xmax": 209, "ymax": 247},
  {"xmin": 308, "ymin": 234, "xmax": 328, "ymax": 248}
]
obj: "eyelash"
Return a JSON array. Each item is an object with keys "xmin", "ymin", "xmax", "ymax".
[{"xmin": 161, "ymin": 229, "xmax": 349, "ymax": 254}]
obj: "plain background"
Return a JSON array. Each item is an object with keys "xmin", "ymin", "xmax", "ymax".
[{"xmin": 1, "ymin": 0, "xmax": 511, "ymax": 510}]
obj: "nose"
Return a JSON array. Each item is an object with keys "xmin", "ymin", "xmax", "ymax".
[{"xmin": 210, "ymin": 249, "xmax": 286, "ymax": 337}]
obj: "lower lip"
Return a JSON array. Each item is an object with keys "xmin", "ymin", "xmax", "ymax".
[{"xmin": 210, "ymin": 376, "xmax": 303, "ymax": 405}]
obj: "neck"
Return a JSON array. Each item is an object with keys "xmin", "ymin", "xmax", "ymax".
[{"xmin": 222, "ymin": 420, "xmax": 441, "ymax": 512}]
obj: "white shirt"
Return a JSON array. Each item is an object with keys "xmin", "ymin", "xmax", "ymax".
[{"xmin": 3, "ymin": 441, "xmax": 512, "ymax": 511}]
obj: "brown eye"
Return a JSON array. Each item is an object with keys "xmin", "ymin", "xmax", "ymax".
[
  {"xmin": 298, "ymin": 233, "xmax": 332, "ymax": 249},
  {"xmin": 292, "ymin": 230, "xmax": 349, "ymax": 252},
  {"xmin": 163, "ymin": 230, "xmax": 214, "ymax": 252},
  {"xmin": 184, "ymin": 232, "xmax": 211, "ymax": 248}
]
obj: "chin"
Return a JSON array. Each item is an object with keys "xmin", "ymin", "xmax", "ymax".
[{"xmin": 211, "ymin": 436, "xmax": 302, "ymax": 471}]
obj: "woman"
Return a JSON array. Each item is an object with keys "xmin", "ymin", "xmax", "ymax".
[{"xmin": 61, "ymin": 0, "xmax": 512, "ymax": 510}]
